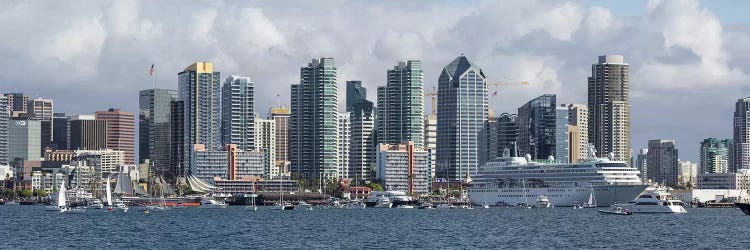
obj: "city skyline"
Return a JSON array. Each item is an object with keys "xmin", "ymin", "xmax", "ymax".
[{"xmin": 2, "ymin": 1, "xmax": 750, "ymax": 163}]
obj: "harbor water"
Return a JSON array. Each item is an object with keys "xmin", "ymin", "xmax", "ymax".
[{"xmin": 1, "ymin": 206, "xmax": 748, "ymax": 249}]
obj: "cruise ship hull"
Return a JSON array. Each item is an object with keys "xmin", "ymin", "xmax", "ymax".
[{"xmin": 468, "ymin": 184, "xmax": 648, "ymax": 207}]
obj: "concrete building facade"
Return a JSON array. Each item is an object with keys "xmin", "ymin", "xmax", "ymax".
[
  {"xmin": 588, "ymin": 55, "xmax": 631, "ymax": 164},
  {"xmin": 647, "ymin": 140, "xmax": 679, "ymax": 186},
  {"xmin": 376, "ymin": 142, "xmax": 431, "ymax": 194},
  {"xmin": 95, "ymin": 108, "xmax": 135, "ymax": 164}
]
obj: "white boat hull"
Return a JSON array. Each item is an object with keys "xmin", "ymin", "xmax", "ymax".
[
  {"xmin": 616, "ymin": 204, "xmax": 687, "ymax": 213},
  {"xmin": 468, "ymin": 184, "xmax": 647, "ymax": 207}
]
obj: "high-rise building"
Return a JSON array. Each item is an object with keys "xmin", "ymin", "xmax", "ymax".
[
  {"xmin": 178, "ymin": 62, "xmax": 222, "ymax": 175},
  {"xmin": 255, "ymin": 117, "xmax": 276, "ymax": 177},
  {"xmin": 347, "ymin": 81, "xmax": 375, "ymax": 181},
  {"xmin": 221, "ymin": 76, "xmax": 255, "ymax": 150},
  {"xmin": 700, "ymin": 138, "xmax": 733, "ymax": 174},
  {"xmin": 270, "ymin": 107, "xmax": 290, "ymax": 174},
  {"xmin": 169, "ymin": 100, "xmax": 185, "ymax": 178},
  {"xmin": 0, "ymin": 95, "xmax": 8, "ymax": 165},
  {"xmin": 376, "ymin": 141, "xmax": 431, "ymax": 194},
  {"xmin": 4, "ymin": 93, "xmax": 29, "ymax": 118},
  {"xmin": 68, "ymin": 115, "xmax": 107, "ymax": 151},
  {"xmin": 588, "ymin": 55, "xmax": 630, "ymax": 164},
  {"xmin": 338, "ymin": 112, "xmax": 350, "ymax": 180},
  {"xmin": 517, "ymin": 94, "xmax": 556, "ymax": 160},
  {"xmin": 95, "ymin": 108, "xmax": 135, "ymax": 164},
  {"xmin": 566, "ymin": 104, "xmax": 589, "ymax": 163},
  {"xmin": 27, "ymin": 97, "xmax": 53, "ymax": 121},
  {"xmin": 678, "ymin": 160, "xmax": 697, "ymax": 188},
  {"xmin": 647, "ymin": 140, "xmax": 679, "ymax": 186},
  {"xmin": 290, "ymin": 58, "xmax": 338, "ymax": 180},
  {"xmin": 734, "ymin": 96, "xmax": 750, "ymax": 171},
  {"xmin": 436, "ymin": 55, "xmax": 488, "ymax": 181},
  {"xmin": 377, "ymin": 60, "xmax": 424, "ymax": 148},
  {"xmin": 138, "ymin": 89, "xmax": 177, "ymax": 174},
  {"xmin": 555, "ymin": 105, "xmax": 570, "ymax": 163},
  {"xmin": 635, "ymin": 149, "xmax": 648, "ymax": 183},
  {"xmin": 190, "ymin": 144, "xmax": 264, "ymax": 183},
  {"xmin": 497, "ymin": 113, "xmax": 519, "ymax": 155},
  {"xmin": 8, "ymin": 120, "xmax": 41, "ymax": 162},
  {"xmin": 423, "ymin": 114, "xmax": 437, "ymax": 178},
  {"xmin": 51, "ymin": 113, "xmax": 69, "ymax": 150}
]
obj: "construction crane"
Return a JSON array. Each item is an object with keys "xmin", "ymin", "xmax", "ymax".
[{"xmin": 424, "ymin": 81, "xmax": 528, "ymax": 114}]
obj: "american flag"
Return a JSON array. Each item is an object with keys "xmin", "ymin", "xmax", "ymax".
[
  {"xmin": 149, "ymin": 64, "xmax": 154, "ymax": 76},
  {"xmin": 492, "ymin": 91, "xmax": 498, "ymax": 96}
]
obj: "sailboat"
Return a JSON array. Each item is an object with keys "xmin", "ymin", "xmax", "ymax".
[
  {"xmin": 58, "ymin": 181, "xmax": 84, "ymax": 213},
  {"xmin": 583, "ymin": 187, "xmax": 597, "ymax": 208},
  {"xmin": 272, "ymin": 190, "xmax": 293, "ymax": 210},
  {"xmin": 108, "ymin": 176, "xmax": 128, "ymax": 212},
  {"xmin": 146, "ymin": 178, "xmax": 169, "ymax": 212},
  {"xmin": 244, "ymin": 193, "xmax": 258, "ymax": 211}
]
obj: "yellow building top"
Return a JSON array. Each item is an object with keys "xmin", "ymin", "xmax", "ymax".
[{"xmin": 184, "ymin": 61, "xmax": 213, "ymax": 73}]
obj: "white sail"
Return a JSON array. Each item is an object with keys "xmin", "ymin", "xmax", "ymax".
[
  {"xmin": 587, "ymin": 190, "xmax": 597, "ymax": 206},
  {"xmin": 58, "ymin": 181, "xmax": 67, "ymax": 207},
  {"xmin": 106, "ymin": 177, "xmax": 113, "ymax": 206}
]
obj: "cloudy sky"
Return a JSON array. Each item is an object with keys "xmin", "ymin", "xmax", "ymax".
[{"xmin": 1, "ymin": 0, "xmax": 749, "ymax": 162}]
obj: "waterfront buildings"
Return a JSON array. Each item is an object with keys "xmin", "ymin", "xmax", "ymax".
[
  {"xmin": 697, "ymin": 169, "xmax": 750, "ymax": 190},
  {"xmin": 635, "ymin": 149, "xmax": 648, "ymax": 183},
  {"xmin": 95, "ymin": 108, "xmax": 135, "ymax": 164},
  {"xmin": 337, "ymin": 112, "xmax": 350, "ymax": 179},
  {"xmin": 255, "ymin": 117, "xmax": 276, "ymax": 177},
  {"xmin": 138, "ymin": 89, "xmax": 177, "ymax": 174},
  {"xmin": 347, "ymin": 81, "xmax": 375, "ymax": 181},
  {"xmin": 8, "ymin": 120, "xmax": 41, "ymax": 162},
  {"xmin": 0, "ymin": 95, "xmax": 8, "ymax": 165},
  {"xmin": 566, "ymin": 104, "xmax": 589, "ymax": 163},
  {"xmin": 178, "ymin": 62, "xmax": 222, "ymax": 175},
  {"xmin": 221, "ymin": 75, "xmax": 255, "ymax": 150},
  {"xmin": 290, "ymin": 58, "xmax": 339, "ymax": 181},
  {"xmin": 377, "ymin": 60, "xmax": 424, "ymax": 148},
  {"xmin": 678, "ymin": 160, "xmax": 697, "ymax": 188},
  {"xmin": 517, "ymin": 94, "xmax": 556, "ymax": 160},
  {"xmin": 190, "ymin": 144, "xmax": 264, "ymax": 183},
  {"xmin": 270, "ymin": 107, "xmax": 290, "ymax": 174},
  {"xmin": 376, "ymin": 142, "xmax": 431, "ymax": 194},
  {"xmin": 734, "ymin": 96, "xmax": 750, "ymax": 171},
  {"xmin": 74, "ymin": 149, "xmax": 125, "ymax": 176},
  {"xmin": 68, "ymin": 115, "xmax": 107, "ymax": 151},
  {"xmin": 699, "ymin": 138, "xmax": 733, "ymax": 174},
  {"xmin": 647, "ymin": 140, "xmax": 679, "ymax": 186},
  {"xmin": 588, "ymin": 55, "xmax": 631, "ymax": 164},
  {"xmin": 436, "ymin": 55, "xmax": 488, "ymax": 181}
]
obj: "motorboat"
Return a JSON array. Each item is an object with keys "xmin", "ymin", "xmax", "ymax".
[
  {"xmin": 365, "ymin": 191, "xmax": 414, "ymax": 207},
  {"xmin": 482, "ymin": 202, "xmax": 490, "ymax": 209},
  {"xmin": 397, "ymin": 204, "xmax": 414, "ymax": 209},
  {"xmin": 598, "ymin": 206, "xmax": 633, "ymax": 215},
  {"xmin": 417, "ymin": 203, "xmax": 436, "ymax": 209},
  {"xmin": 437, "ymin": 203, "xmax": 457, "ymax": 209},
  {"xmin": 112, "ymin": 200, "xmax": 129, "ymax": 212},
  {"xmin": 532, "ymin": 195, "xmax": 553, "ymax": 208},
  {"xmin": 615, "ymin": 187, "xmax": 686, "ymax": 213},
  {"xmin": 370, "ymin": 197, "xmax": 392, "ymax": 208},
  {"xmin": 87, "ymin": 199, "xmax": 104, "ymax": 209},
  {"xmin": 272, "ymin": 202, "xmax": 294, "ymax": 210},
  {"xmin": 345, "ymin": 200, "xmax": 366, "ymax": 210},
  {"xmin": 295, "ymin": 201, "xmax": 313, "ymax": 210},
  {"xmin": 199, "ymin": 197, "xmax": 228, "ymax": 209},
  {"xmin": 244, "ymin": 205, "xmax": 258, "ymax": 211}
]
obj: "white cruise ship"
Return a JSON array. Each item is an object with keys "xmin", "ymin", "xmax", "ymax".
[{"xmin": 468, "ymin": 147, "xmax": 647, "ymax": 207}]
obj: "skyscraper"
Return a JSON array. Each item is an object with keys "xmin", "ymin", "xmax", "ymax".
[
  {"xmin": 254, "ymin": 117, "xmax": 276, "ymax": 177},
  {"xmin": 169, "ymin": 100, "xmax": 185, "ymax": 178},
  {"xmin": 0, "ymin": 95, "xmax": 8, "ymax": 165},
  {"xmin": 139, "ymin": 89, "xmax": 177, "ymax": 174},
  {"xmin": 95, "ymin": 108, "xmax": 135, "ymax": 164},
  {"xmin": 270, "ymin": 107, "xmax": 290, "ymax": 175},
  {"xmin": 517, "ymin": 94, "xmax": 556, "ymax": 160},
  {"xmin": 555, "ymin": 105, "xmax": 570, "ymax": 163},
  {"xmin": 647, "ymin": 140, "xmax": 679, "ymax": 186},
  {"xmin": 178, "ymin": 62, "xmax": 222, "ymax": 175},
  {"xmin": 69, "ymin": 115, "xmax": 107, "ymax": 151},
  {"xmin": 51, "ymin": 112, "xmax": 69, "ymax": 150},
  {"xmin": 436, "ymin": 55, "xmax": 488, "ymax": 181},
  {"xmin": 734, "ymin": 96, "xmax": 750, "ymax": 171},
  {"xmin": 27, "ymin": 97, "xmax": 53, "ymax": 121},
  {"xmin": 8, "ymin": 120, "xmax": 41, "ymax": 162},
  {"xmin": 377, "ymin": 60, "xmax": 424, "ymax": 148},
  {"xmin": 338, "ymin": 112, "xmax": 350, "ymax": 179},
  {"xmin": 566, "ymin": 104, "xmax": 589, "ymax": 163},
  {"xmin": 635, "ymin": 149, "xmax": 648, "ymax": 183},
  {"xmin": 4, "ymin": 93, "xmax": 29, "ymax": 118},
  {"xmin": 423, "ymin": 114, "xmax": 437, "ymax": 178},
  {"xmin": 347, "ymin": 81, "xmax": 375, "ymax": 181},
  {"xmin": 700, "ymin": 138, "xmax": 733, "ymax": 174},
  {"xmin": 588, "ymin": 55, "xmax": 630, "ymax": 163},
  {"xmin": 221, "ymin": 76, "xmax": 255, "ymax": 150},
  {"xmin": 290, "ymin": 58, "xmax": 338, "ymax": 180}
]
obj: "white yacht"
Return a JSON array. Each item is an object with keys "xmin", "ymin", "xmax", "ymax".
[
  {"xmin": 468, "ymin": 146, "xmax": 647, "ymax": 207},
  {"xmin": 272, "ymin": 202, "xmax": 294, "ymax": 210},
  {"xmin": 199, "ymin": 197, "xmax": 228, "ymax": 209},
  {"xmin": 295, "ymin": 201, "xmax": 313, "ymax": 210},
  {"xmin": 88, "ymin": 199, "xmax": 104, "ymax": 209},
  {"xmin": 368, "ymin": 197, "xmax": 392, "ymax": 208},
  {"xmin": 616, "ymin": 187, "xmax": 687, "ymax": 213},
  {"xmin": 532, "ymin": 195, "xmax": 553, "ymax": 208},
  {"xmin": 365, "ymin": 191, "xmax": 413, "ymax": 207},
  {"xmin": 112, "ymin": 200, "xmax": 129, "ymax": 212},
  {"xmin": 346, "ymin": 200, "xmax": 366, "ymax": 210}
]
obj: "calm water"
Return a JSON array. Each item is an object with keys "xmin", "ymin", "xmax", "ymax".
[{"xmin": 1, "ymin": 205, "xmax": 748, "ymax": 249}]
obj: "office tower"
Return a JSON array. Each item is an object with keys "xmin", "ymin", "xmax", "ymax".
[
  {"xmin": 517, "ymin": 94, "xmax": 556, "ymax": 160},
  {"xmin": 734, "ymin": 96, "xmax": 750, "ymax": 171},
  {"xmin": 0, "ymin": 95, "xmax": 7, "ymax": 165},
  {"xmin": 635, "ymin": 149, "xmax": 648, "ymax": 183},
  {"xmin": 376, "ymin": 142, "xmax": 431, "ymax": 194},
  {"xmin": 678, "ymin": 160, "xmax": 697, "ymax": 188},
  {"xmin": 8, "ymin": 120, "xmax": 41, "ymax": 162},
  {"xmin": 222, "ymin": 76, "xmax": 255, "ymax": 150},
  {"xmin": 347, "ymin": 81, "xmax": 375, "ymax": 181},
  {"xmin": 588, "ymin": 55, "xmax": 630, "ymax": 164},
  {"xmin": 27, "ymin": 97, "xmax": 53, "ymax": 120},
  {"xmin": 699, "ymin": 138, "xmax": 733, "ymax": 174},
  {"xmin": 423, "ymin": 114, "xmax": 437, "ymax": 178},
  {"xmin": 270, "ymin": 107, "xmax": 290, "ymax": 174},
  {"xmin": 95, "ymin": 108, "xmax": 135, "ymax": 164},
  {"xmin": 554, "ymin": 106, "xmax": 570, "ymax": 163},
  {"xmin": 51, "ymin": 113, "xmax": 69, "ymax": 150},
  {"xmin": 497, "ymin": 113, "xmax": 519, "ymax": 155},
  {"xmin": 68, "ymin": 115, "xmax": 107, "ymax": 151},
  {"xmin": 436, "ymin": 55, "xmax": 488, "ymax": 181},
  {"xmin": 178, "ymin": 62, "xmax": 222, "ymax": 175},
  {"xmin": 566, "ymin": 104, "xmax": 589, "ymax": 163},
  {"xmin": 290, "ymin": 58, "xmax": 339, "ymax": 180},
  {"xmin": 4, "ymin": 93, "xmax": 29, "ymax": 117},
  {"xmin": 647, "ymin": 140, "xmax": 679, "ymax": 186},
  {"xmin": 338, "ymin": 112, "xmax": 350, "ymax": 179},
  {"xmin": 255, "ymin": 117, "xmax": 276, "ymax": 177},
  {"xmin": 377, "ymin": 60, "xmax": 424, "ymax": 148},
  {"xmin": 170, "ymin": 100, "xmax": 185, "ymax": 178},
  {"xmin": 39, "ymin": 120, "xmax": 51, "ymax": 154},
  {"xmin": 138, "ymin": 89, "xmax": 177, "ymax": 174}
]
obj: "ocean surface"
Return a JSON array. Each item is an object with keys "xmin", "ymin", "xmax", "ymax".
[{"xmin": 1, "ymin": 205, "xmax": 748, "ymax": 249}]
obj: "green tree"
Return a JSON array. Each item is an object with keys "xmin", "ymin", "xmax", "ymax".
[
  {"xmin": 36, "ymin": 190, "xmax": 48, "ymax": 197},
  {"xmin": 367, "ymin": 182, "xmax": 383, "ymax": 191},
  {"xmin": 19, "ymin": 189, "xmax": 33, "ymax": 198}
]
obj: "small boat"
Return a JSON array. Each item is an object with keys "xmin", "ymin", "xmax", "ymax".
[
  {"xmin": 437, "ymin": 203, "xmax": 456, "ymax": 209},
  {"xmin": 5, "ymin": 201, "xmax": 19, "ymax": 206},
  {"xmin": 373, "ymin": 197, "xmax": 393, "ymax": 208},
  {"xmin": 295, "ymin": 201, "xmax": 313, "ymax": 210},
  {"xmin": 272, "ymin": 202, "xmax": 294, "ymax": 210},
  {"xmin": 736, "ymin": 202, "xmax": 750, "ymax": 215},
  {"xmin": 88, "ymin": 199, "xmax": 104, "ymax": 209},
  {"xmin": 417, "ymin": 203, "xmax": 436, "ymax": 209},
  {"xmin": 482, "ymin": 202, "xmax": 490, "ymax": 209},
  {"xmin": 532, "ymin": 195, "xmax": 553, "ymax": 208},
  {"xmin": 245, "ymin": 194, "xmax": 258, "ymax": 211},
  {"xmin": 346, "ymin": 201, "xmax": 366, "ymax": 210},
  {"xmin": 598, "ymin": 206, "xmax": 633, "ymax": 215},
  {"xmin": 582, "ymin": 188, "xmax": 597, "ymax": 208},
  {"xmin": 616, "ymin": 187, "xmax": 686, "ymax": 213},
  {"xmin": 113, "ymin": 200, "xmax": 129, "ymax": 212},
  {"xmin": 397, "ymin": 204, "xmax": 414, "ymax": 209},
  {"xmin": 199, "ymin": 197, "xmax": 228, "ymax": 209}
]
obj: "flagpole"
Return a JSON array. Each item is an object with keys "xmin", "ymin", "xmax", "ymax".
[{"xmin": 152, "ymin": 62, "xmax": 155, "ymax": 89}]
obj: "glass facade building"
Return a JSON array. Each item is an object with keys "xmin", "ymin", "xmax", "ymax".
[
  {"xmin": 377, "ymin": 60, "xmax": 424, "ymax": 148},
  {"xmin": 0, "ymin": 96, "xmax": 8, "ymax": 165},
  {"xmin": 178, "ymin": 62, "xmax": 222, "ymax": 175},
  {"xmin": 347, "ymin": 81, "xmax": 375, "ymax": 181},
  {"xmin": 221, "ymin": 75, "xmax": 255, "ymax": 151},
  {"xmin": 139, "ymin": 89, "xmax": 177, "ymax": 173},
  {"xmin": 517, "ymin": 94, "xmax": 556, "ymax": 160}
]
